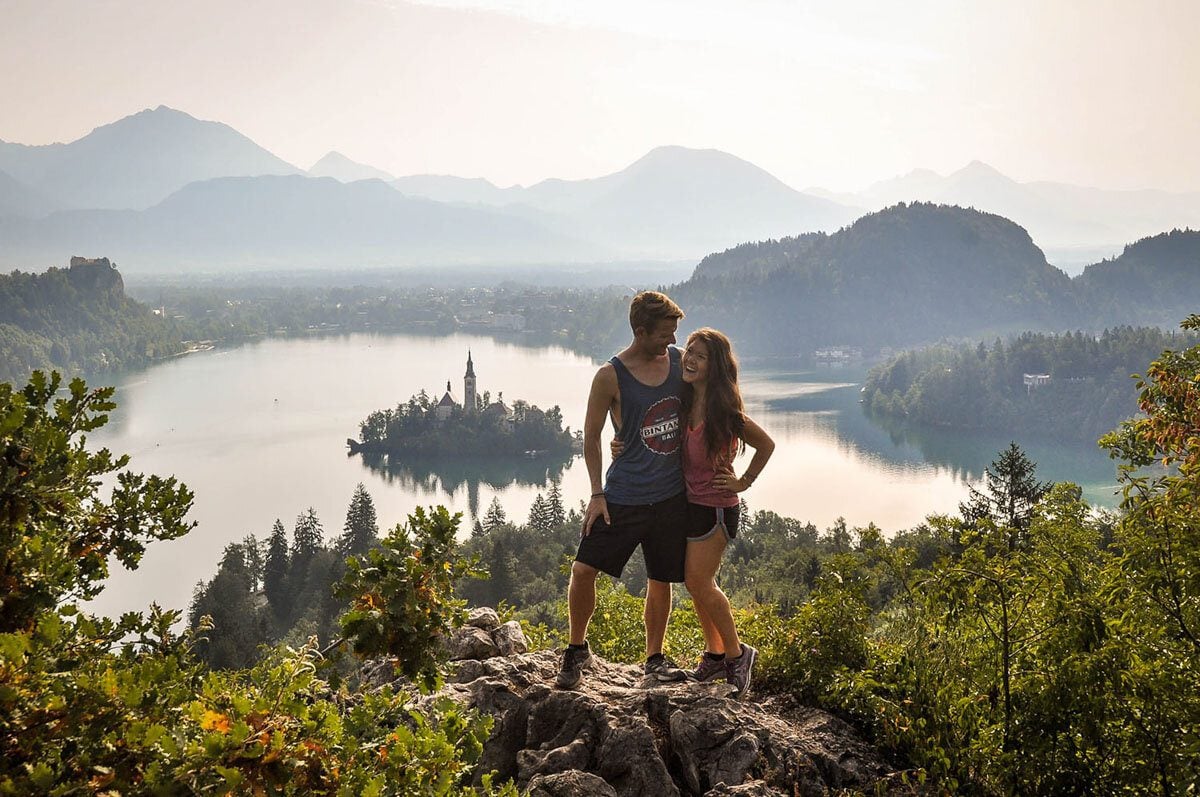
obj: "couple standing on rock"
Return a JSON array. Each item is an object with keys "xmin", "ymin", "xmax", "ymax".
[{"xmin": 557, "ymin": 290, "xmax": 775, "ymax": 697}]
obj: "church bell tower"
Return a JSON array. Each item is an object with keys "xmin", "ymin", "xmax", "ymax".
[{"xmin": 464, "ymin": 350, "xmax": 477, "ymax": 413}]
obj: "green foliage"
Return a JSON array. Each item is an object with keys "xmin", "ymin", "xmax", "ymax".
[
  {"xmin": 1077, "ymin": 229, "xmax": 1200, "ymax": 326},
  {"xmin": 337, "ymin": 482, "xmax": 379, "ymax": 559},
  {"xmin": 959, "ymin": 442, "xmax": 1052, "ymax": 550},
  {"xmin": 188, "ymin": 539, "xmax": 272, "ymax": 669},
  {"xmin": 863, "ymin": 326, "xmax": 1194, "ymax": 442},
  {"xmin": 481, "ymin": 498, "xmax": 507, "ymax": 532},
  {"xmin": 356, "ymin": 393, "xmax": 575, "ymax": 459},
  {"xmin": 0, "ymin": 371, "xmax": 517, "ymax": 795},
  {"xmin": 457, "ymin": 498, "xmax": 582, "ymax": 627},
  {"xmin": 264, "ymin": 519, "xmax": 290, "ymax": 617},
  {"xmin": 0, "ymin": 370, "xmax": 195, "ymax": 632},
  {"xmin": 673, "ymin": 203, "xmax": 1075, "ymax": 354},
  {"xmin": 754, "ymin": 554, "xmax": 870, "ymax": 701},
  {"xmin": 0, "ymin": 260, "xmax": 186, "ymax": 382},
  {"xmin": 337, "ymin": 506, "xmax": 484, "ymax": 692}
]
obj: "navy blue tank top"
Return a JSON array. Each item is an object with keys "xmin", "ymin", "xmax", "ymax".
[{"xmin": 604, "ymin": 346, "xmax": 685, "ymax": 504}]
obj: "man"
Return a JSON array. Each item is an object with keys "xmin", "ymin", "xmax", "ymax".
[{"xmin": 556, "ymin": 290, "xmax": 690, "ymax": 688}]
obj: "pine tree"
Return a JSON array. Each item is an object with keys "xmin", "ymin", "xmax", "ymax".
[
  {"xmin": 240, "ymin": 534, "xmax": 264, "ymax": 592},
  {"xmin": 292, "ymin": 508, "xmax": 325, "ymax": 563},
  {"xmin": 289, "ymin": 508, "xmax": 325, "ymax": 604},
  {"xmin": 547, "ymin": 481, "xmax": 566, "ymax": 527},
  {"xmin": 337, "ymin": 483, "xmax": 379, "ymax": 559},
  {"xmin": 527, "ymin": 493, "xmax": 552, "ymax": 531},
  {"xmin": 482, "ymin": 497, "xmax": 507, "ymax": 532},
  {"xmin": 263, "ymin": 519, "xmax": 289, "ymax": 616},
  {"xmin": 960, "ymin": 442, "xmax": 1052, "ymax": 550}
]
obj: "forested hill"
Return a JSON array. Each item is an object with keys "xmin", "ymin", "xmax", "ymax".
[
  {"xmin": 1076, "ymin": 228, "xmax": 1200, "ymax": 325},
  {"xmin": 861, "ymin": 326, "xmax": 1195, "ymax": 442},
  {"xmin": 675, "ymin": 202, "xmax": 1076, "ymax": 354},
  {"xmin": 0, "ymin": 257, "xmax": 185, "ymax": 381}
]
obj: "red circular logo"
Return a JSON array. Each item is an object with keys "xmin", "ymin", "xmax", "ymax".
[{"xmin": 639, "ymin": 396, "xmax": 682, "ymax": 455}]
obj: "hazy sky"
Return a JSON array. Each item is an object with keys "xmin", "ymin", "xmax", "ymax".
[{"xmin": 2, "ymin": 0, "xmax": 1197, "ymax": 192}]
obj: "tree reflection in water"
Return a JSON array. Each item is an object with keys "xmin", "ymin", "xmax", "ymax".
[{"xmin": 355, "ymin": 451, "xmax": 572, "ymax": 519}]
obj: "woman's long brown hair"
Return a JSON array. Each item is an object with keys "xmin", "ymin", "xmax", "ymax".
[{"xmin": 682, "ymin": 327, "xmax": 745, "ymax": 464}]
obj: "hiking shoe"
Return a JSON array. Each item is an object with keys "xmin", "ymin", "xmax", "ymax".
[
  {"xmin": 725, "ymin": 644, "xmax": 757, "ymax": 697},
  {"xmin": 556, "ymin": 644, "xmax": 592, "ymax": 688},
  {"xmin": 692, "ymin": 654, "xmax": 727, "ymax": 683},
  {"xmin": 644, "ymin": 653, "xmax": 688, "ymax": 682}
]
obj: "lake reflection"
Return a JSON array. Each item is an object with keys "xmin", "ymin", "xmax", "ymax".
[
  {"xmin": 357, "ymin": 450, "xmax": 573, "ymax": 519},
  {"xmin": 88, "ymin": 334, "xmax": 1121, "ymax": 619},
  {"xmin": 737, "ymin": 363, "xmax": 1121, "ymax": 506}
]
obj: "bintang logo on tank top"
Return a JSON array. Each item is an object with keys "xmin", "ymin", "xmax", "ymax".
[{"xmin": 639, "ymin": 396, "xmax": 682, "ymax": 455}]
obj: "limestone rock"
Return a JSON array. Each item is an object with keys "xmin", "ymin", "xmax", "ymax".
[
  {"xmin": 702, "ymin": 781, "xmax": 778, "ymax": 796},
  {"xmin": 447, "ymin": 625, "xmax": 499, "ymax": 661},
  {"xmin": 466, "ymin": 606, "xmax": 501, "ymax": 631},
  {"xmin": 526, "ymin": 770, "xmax": 619, "ymax": 797},
  {"xmin": 432, "ymin": 648, "xmax": 899, "ymax": 796},
  {"xmin": 492, "ymin": 619, "xmax": 528, "ymax": 655}
]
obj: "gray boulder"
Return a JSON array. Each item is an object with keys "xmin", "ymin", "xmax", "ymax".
[
  {"xmin": 432, "ymin": 649, "xmax": 898, "ymax": 796},
  {"xmin": 527, "ymin": 770, "xmax": 619, "ymax": 797},
  {"xmin": 447, "ymin": 625, "xmax": 499, "ymax": 661},
  {"xmin": 702, "ymin": 781, "xmax": 778, "ymax": 796},
  {"xmin": 492, "ymin": 619, "xmax": 529, "ymax": 655},
  {"xmin": 466, "ymin": 606, "xmax": 502, "ymax": 631}
]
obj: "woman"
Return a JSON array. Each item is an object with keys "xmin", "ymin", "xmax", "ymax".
[
  {"xmin": 678, "ymin": 327, "xmax": 774, "ymax": 697},
  {"xmin": 613, "ymin": 327, "xmax": 774, "ymax": 694}
]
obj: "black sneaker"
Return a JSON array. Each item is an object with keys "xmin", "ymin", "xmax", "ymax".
[
  {"xmin": 725, "ymin": 643, "xmax": 757, "ymax": 697},
  {"xmin": 556, "ymin": 644, "xmax": 592, "ymax": 688},
  {"xmin": 692, "ymin": 653, "xmax": 726, "ymax": 682},
  {"xmin": 644, "ymin": 653, "xmax": 688, "ymax": 682}
]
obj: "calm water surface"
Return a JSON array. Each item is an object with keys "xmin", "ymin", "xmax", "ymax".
[{"xmin": 89, "ymin": 333, "xmax": 1121, "ymax": 618}]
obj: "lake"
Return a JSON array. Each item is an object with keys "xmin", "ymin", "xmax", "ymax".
[{"xmin": 88, "ymin": 332, "xmax": 1122, "ymax": 619}]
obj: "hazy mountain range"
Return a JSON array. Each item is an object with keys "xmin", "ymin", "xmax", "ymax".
[
  {"xmin": 0, "ymin": 107, "xmax": 299, "ymax": 212},
  {"xmin": 673, "ymin": 203, "xmax": 1200, "ymax": 353},
  {"xmin": 808, "ymin": 161, "xmax": 1200, "ymax": 269},
  {"xmin": 0, "ymin": 106, "xmax": 1197, "ymax": 272}
]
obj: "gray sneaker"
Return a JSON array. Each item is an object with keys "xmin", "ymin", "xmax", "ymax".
[
  {"xmin": 725, "ymin": 644, "xmax": 757, "ymax": 697},
  {"xmin": 644, "ymin": 654, "xmax": 688, "ymax": 682},
  {"xmin": 556, "ymin": 644, "xmax": 592, "ymax": 688},
  {"xmin": 692, "ymin": 654, "xmax": 727, "ymax": 682}
]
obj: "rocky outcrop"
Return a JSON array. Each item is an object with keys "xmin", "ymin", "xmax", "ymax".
[
  {"xmin": 68, "ymin": 256, "xmax": 124, "ymax": 299},
  {"xmin": 445, "ymin": 611, "xmax": 527, "ymax": 661},
  {"xmin": 427, "ymin": 648, "xmax": 904, "ymax": 796}
]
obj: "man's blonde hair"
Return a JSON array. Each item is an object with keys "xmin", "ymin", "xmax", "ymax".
[{"xmin": 629, "ymin": 290, "xmax": 684, "ymax": 335}]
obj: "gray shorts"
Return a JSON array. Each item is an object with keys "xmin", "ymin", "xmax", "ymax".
[{"xmin": 686, "ymin": 502, "xmax": 740, "ymax": 542}]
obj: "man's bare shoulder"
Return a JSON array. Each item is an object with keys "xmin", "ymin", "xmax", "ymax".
[{"xmin": 590, "ymin": 362, "xmax": 618, "ymax": 395}]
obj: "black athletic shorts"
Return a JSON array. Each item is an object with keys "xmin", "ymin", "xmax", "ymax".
[
  {"xmin": 575, "ymin": 491, "xmax": 688, "ymax": 583},
  {"xmin": 686, "ymin": 502, "xmax": 740, "ymax": 541}
]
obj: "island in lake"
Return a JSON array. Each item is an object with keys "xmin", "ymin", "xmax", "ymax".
[{"xmin": 349, "ymin": 351, "xmax": 579, "ymax": 460}]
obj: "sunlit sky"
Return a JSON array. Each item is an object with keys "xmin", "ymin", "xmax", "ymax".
[{"xmin": 3, "ymin": 0, "xmax": 1198, "ymax": 192}]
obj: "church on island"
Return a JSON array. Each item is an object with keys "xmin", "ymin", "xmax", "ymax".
[
  {"xmin": 435, "ymin": 351, "xmax": 513, "ymax": 430},
  {"xmin": 351, "ymin": 350, "xmax": 575, "ymax": 460}
]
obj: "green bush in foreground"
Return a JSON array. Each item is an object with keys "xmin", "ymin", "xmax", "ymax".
[{"xmin": 0, "ymin": 371, "xmax": 515, "ymax": 795}]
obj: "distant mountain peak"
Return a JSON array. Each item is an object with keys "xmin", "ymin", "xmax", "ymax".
[
  {"xmin": 0, "ymin": 104, "xmax": 301, "ymax": 211},
  {"xmin": 148, "ymin": 105, "xmax": 193, "ymax": 117},
  {"xmin": 309, "ymin": 151, "xmax": 394, "ymax": 183},
  {"xmin": 634, "ymin": 145, "xmax": 754, "ymax": 167},
  {"xmin": 98, "ymin": 105, "xmax": 208, "ymax": 133},
  {"xmin": 311, "ymin": 150, "xmax": 360, "ymax": 169},
  {"xmin": 953, "ymin": 160, "xmax": 1011, "ymax": 181}
]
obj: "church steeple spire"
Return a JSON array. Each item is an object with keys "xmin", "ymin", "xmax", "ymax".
[{"xmin": 464, "ymin": 350, "xmax": 478, "ymax": 413}]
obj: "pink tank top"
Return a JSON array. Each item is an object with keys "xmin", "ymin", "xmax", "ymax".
[{"xmin": 683, "ymin": 422, "xmax": 740, "ymax": 508}]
